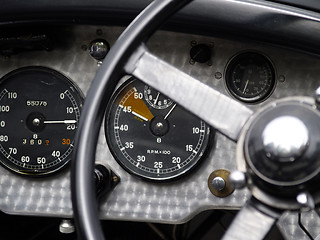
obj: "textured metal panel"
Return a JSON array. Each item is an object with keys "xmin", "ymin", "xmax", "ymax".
[{"xmin": 0, "ymin": 26, "xmax": 319, "ymax": 238}]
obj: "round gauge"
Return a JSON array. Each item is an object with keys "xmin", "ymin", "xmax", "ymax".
[
  {"xmin": 105, "ymin": 79, "xmax": 211, "ymax": 181},
  {"xmin": 225, "ymin": 52, "xmax": 276, "ymax": 103},
  {"xmin": 0, "ymin": 66, "xmax": 83, "ymax": 176},
  {"xmin": 144, "ymin": 85, "xmax": 173, "ymax": 109}
]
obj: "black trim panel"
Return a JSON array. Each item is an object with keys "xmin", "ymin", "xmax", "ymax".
[{"xmin": 1, "ymin": 0, "xmax": 320, "ymax": 55}]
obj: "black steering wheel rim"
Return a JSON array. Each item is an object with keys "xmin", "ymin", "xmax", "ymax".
[{"xmin": 71, "ymin": 0, "xmax": 192, "ymax": 239}]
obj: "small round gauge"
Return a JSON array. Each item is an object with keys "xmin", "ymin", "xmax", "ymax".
[
  {"xmin": 144, "ymin": 85, "xmax": 173, "ymax": 109},
  {"xmin": 106, "ymin": 79, "xmax": 211, "ymax": 181},
  {"xmin": 0, "ymin": 66, "xmax": 83, "ymax": 176},
  {"xmin": 225, "ymin": 52, "xmax": 276, "ymax": 103}
]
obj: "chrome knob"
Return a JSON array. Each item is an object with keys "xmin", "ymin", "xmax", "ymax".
[
  {"xmin": 262, "ymin": 116, "xmax": 309, "ymax": 162},
  {"xmin": 229, "ymin": 171, "xmax": 247, "ymax": 189},
  {"xmin": 211, "ymin": 176, "xmax": 226, "ymax": 191},
  {"xmin": 89, "ymin": 39, "xmax": 110, "ymax": 60}
]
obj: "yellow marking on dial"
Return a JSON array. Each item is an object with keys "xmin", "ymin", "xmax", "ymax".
[{"xmin": 119, "ymin": 87, "xmax": 154, "ymax": 121}]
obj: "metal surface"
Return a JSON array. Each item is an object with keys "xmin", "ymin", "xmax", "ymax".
[{"xmin": 0, "ymin": 25, "xmax": 319, "ymax": 238}]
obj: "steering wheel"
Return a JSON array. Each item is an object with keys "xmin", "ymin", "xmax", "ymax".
[{"xmin": 71, "ymin": 0, "xmax": 320, "ymax": 239}]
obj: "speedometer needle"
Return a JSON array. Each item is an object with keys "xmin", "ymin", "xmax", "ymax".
[{"xmin": 44, "ymin": 120, "xmax": 77, "ymax": 124}]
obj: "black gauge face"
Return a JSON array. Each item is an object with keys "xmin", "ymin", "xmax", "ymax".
[
  {"xmin": 0, "ymin": 67, "xmax": 83, "ymax": 176},
  {"xmin": 225, "ymin": 52, "xmax": 276, "ymax": 103},
  {"xmin": 144, "ymin": 85, "xmax": 173, "ymax": 109},
  {"xmin": 105, "ymin": 79, "xmax": 211, "ymax": 181}
]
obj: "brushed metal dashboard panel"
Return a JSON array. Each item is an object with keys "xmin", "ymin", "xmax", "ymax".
[{"xmin": 0, "ymin": 26, "xmax": 320, "ymax": 237}]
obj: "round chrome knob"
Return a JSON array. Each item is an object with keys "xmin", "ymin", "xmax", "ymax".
[
  {"xmin": 211, "ymin": 176, "xmax": 226, "ymax": 191},
  {"xmin": 229, "ymin": 171, "xmax": 247, "ymax": 189},
  {"xmin": 262, "ymin": 116, "xmax": 309, "ymax": 162}
]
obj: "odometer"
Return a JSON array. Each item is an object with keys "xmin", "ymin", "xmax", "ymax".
[
  {"xmin": 105, "ymin": 79, "xmax": 211, "ymax": 181},
  {"xmin": 0, "ymin": 66, "xmax": 83, "ymax": 175}
]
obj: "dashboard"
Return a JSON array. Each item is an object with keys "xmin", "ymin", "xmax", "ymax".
[
  {"xmin": 2, "ymin": 0, "xmax": 320, "ymax": 239},
  {"xmin": 0, "ymin": 24, "xmax": 320, "ymax": 238}
]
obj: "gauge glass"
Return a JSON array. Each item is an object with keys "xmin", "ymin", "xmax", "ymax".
[
  {"xmin": 225, "ymin": 52, "xmax": 276, "ymax": 103},
  {"xmin": 105, "ymin": 79, "xmax": 211, "ymax": 181},
  {"xmin": 0, "ymin": 67, "xmax": 83, "ymax": 175}
]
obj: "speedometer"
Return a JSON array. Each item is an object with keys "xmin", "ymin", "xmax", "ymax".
[
  {"xmin": 0, "ymin": 66, "xmax": 83, "ymax": 176},
  {"xmin": 105, "ymin": 79, "xmax": 211, "ymax": 181}
]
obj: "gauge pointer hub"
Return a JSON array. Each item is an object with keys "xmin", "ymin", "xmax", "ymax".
[
  {"xmin": 150, "ymin": 116, "xmax": 169, "ymax": 137},
  {"xmin": 26, "ymin": 112, "xmax": 46, "ymax": 133}
]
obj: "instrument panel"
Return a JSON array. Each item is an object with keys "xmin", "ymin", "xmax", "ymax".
[{"xmin": 0, "ymin": 26, "xmax": 320, "ymax": 232}]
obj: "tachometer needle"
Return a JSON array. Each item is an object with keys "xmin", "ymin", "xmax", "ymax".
[
  {"xmin": 131, "ymin": 111, "xmax": 149, "ymax": 122},
  {"xmin": 44, "ymin": 120, "xmax": 77, "ymax": 124},
  {"xmin": 164, "ymin": 103, "xmax": 177, "ymax": 119}
]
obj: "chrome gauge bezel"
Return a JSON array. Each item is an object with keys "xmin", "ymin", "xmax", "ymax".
[
  {"xmin": 225, "ymin": 51, "xmax": 276, "ymax": 103},
  {"xmin": 0, "ymin": 66, "xmax": 84, "ymax": 176},
  {"xmin": 105, "ymin": 78, "xmax": 213, "ymax": 181}
]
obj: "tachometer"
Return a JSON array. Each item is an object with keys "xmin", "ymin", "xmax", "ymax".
[
  {"xmin": 0, "ymin": 66, "xmax": 83, "ymax": 176},
  {"xmin": 105, "ymin": 79, "xmax": 211, "ymax": 181}
]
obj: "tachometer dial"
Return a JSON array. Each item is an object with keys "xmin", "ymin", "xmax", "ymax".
[
  {"xmin": 225, "ymin": 52, "xmax": 276, "ymax": 103},
  {"xmin": 105, "ymin": 79, "xmax": 211, "ymax": 181},
  {"xmin": 0, "ymin": 67, "xmax": 83, "ymax": 176}
]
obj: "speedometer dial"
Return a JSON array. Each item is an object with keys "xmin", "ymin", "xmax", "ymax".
[
  {"xmin": 105, "ymin": 79, "xmax": 211, "ymax": 181},
  {"xmin": 0, "ymin": 67, "xmax": 83, "ymax": 176}
]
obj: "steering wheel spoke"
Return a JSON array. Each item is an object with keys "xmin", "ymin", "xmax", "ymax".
[
  {"xmin": 222, "ymin": 198, "xmax": 281, "ymax": 240},
  {"xmin": 125, "ymin": 45, "xmax": 253, "ymax": 140}
]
